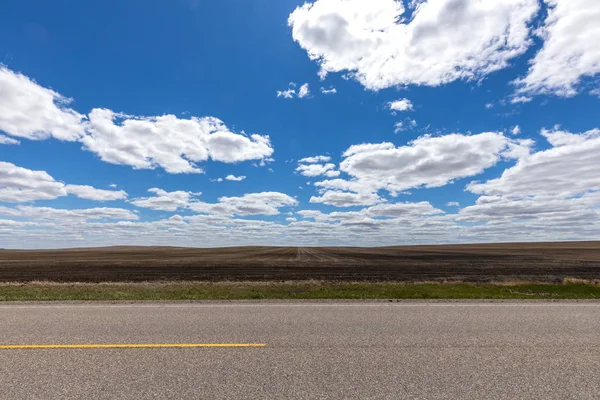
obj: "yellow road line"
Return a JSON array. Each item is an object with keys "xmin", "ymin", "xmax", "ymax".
[{"xmin": 0, "ymin": 343, "xmax": 265, "ymax": 349}]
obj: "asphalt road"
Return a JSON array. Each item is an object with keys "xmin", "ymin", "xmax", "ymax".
[{"xmin": 1, "ymin": 301, "xmax": 599, "ymax": 399}]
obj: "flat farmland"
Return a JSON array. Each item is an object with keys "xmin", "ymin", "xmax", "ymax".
[{"xmin": 0, "ymin": 242, "xmax": 599, "ymax": 283}]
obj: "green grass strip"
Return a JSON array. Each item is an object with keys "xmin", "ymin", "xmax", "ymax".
[{"xmin": 1, "ymin": 281, "xmax": 600, "ymax": 301}]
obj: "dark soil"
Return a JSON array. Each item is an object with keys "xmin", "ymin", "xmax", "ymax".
[{"xmin": 0, "ymin": 242, "xmax": 599, "ymax": 282}]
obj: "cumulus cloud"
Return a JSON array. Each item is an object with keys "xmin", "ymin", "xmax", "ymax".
[
  {"xmin": 515, "ymin": 0, "xmax": 600, "ymax": 97},
  {"xmin": 277, "ymin": 88, "xmax": 295, "ymax": 99},
  {"xmin": 298, "ymin": 155, "xmax": 331, "ymax": 163},
  {"xmin": 288, "ymin": 0, "xmax": 539, "ymax": 90},
  {"xmin": 189, "ymin": 192, "xmax": 298, "ymax": 216},
  {"xmin": 394, "ymin": 119, "xmax": 417, "ymax": 133},
  {"xmin": 64, "ymin": 185, "xmax": 128, "ymax": 201},
  {"xmin": 393, "ymin": 122, "xmax": 406, "ymax": 134},
  {"xmin": 388, "ymin": 98, "xmax": 413, "ymax": 112},
  {"xmin": 130, "ymin": 188, "xmax": 199, "ymax": 212},
  {"xmin": 300, "ymin": 200, "xmax": 443, "ymax": 223},
  {"xmin": 320, "ymin": 86, "xmax": 337, "ymax": 94},
  {"xmin": 0, "ymin": 205, "xmax": 138, "ymax": 222},
  {"xmin": 0, "ymin": 161, "xmax": 126, "ymax": 203},
  {"xmin": 0, "ymin": 67, "xmax": 85, "ymax": 141},
  {"xmin": 309, "ymin": 190, "xmax": 383, "ymax": 207},
  {"xmin": 0, "ymin": 191, "xmax": 598, "ymax": 248},
  {"xmin": 225, "ymin": 175, "xmax": 246, "ymax": 181},
  {"xmin": 0, "ymin": 135, "xmax": 19, "ymax": 145},
  {"xmin": 296, "ymin": 162, "xmax": 340, "ymax": 177},
  {"xmin": 342, "ymin": 132, "xmax": 519, "ymax": 192},
  {"xmin": 0, "ymin": 66, "xmax": 274, "ymax": 174},
  {"xmin": 130, "ymin": 188, "xmax": 295, "ymax": 216},
  {"xmin": 298, "ymin": 83, "xmax": 310, "ymax": 98},
  {"xmin": 447, "ymin": 202, "xmax": 460, "ymax": 207},
  {"xmin": 511, "ymin": 125, "xmax": 521, "ymax": 135},
  {"xmin": 511, "ymin": 96, "xmax": 532, "ymax": 104},
  {"xmin": 82, "ymin": 108, "xmax": 273, "ymax": 173},
  {"xmin": 458, "ymin": 192, "xmax": 600, "ymax": 230},
  {"xmin": 310, "ymin": 132, "xmax": 527, "ymax": 208},
  {"xmin": 277, "ymin": 82, "xmax": 311, "ymax": 99},
  {"xmin": 0, "ymin": 162, "xmax": 66, "ymax": 202},
  {"xmin": 459, "ymin": 127, "xmax": 600, "ymax": 234},
  {"xmin": 365, "ymin": 201, "xmax": 443, "ymax": 217},
  {"xmin": 467, "ymin": 128, "xmax": 600, "ymax": 198}
]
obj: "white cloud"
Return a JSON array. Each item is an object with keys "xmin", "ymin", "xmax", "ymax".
[
  {"xmin": 225, "ymin": 174, "xmax": 246, "ymax": 181},
  {"xmin": 511, "ymin": 125, "xmax": 521, "ymax": 135},
  {"xmin": 189, "ymin": 192, "xmax": 298, "ymax": 216},
  {"xmin": 485, "ymin": 103, "xmax": 494, "ymax": 109},
  {"xmin": 0, "ymin": 135, "xmax": 19, "ymax": 145},
  {"xmin": 130, "ymin": 188, "xmax": 199, "ymax": 211},
  {"xmin": 82, "ymin": 108, "xmax": 273, "ymax": 173},
  {"xmin": 64, "ymin": 185, "xmax": 128, "ymax": 201},
  {"xmin": 339, "ymin": 132, "xmax": 518, "ymax": 193},
  {"xmin": 388, "ymin": 98, "xmax": 413, "ymax": 112},
  {"xmin": 515, "ymin": 0, "xmax": 600, "ymax": 97},
  {"xmin": 394, "ymin": 119, "xmax": 417, "ymax": 133},
  {"xmin": 0, "ymin": 161, "xmax": 66, "ymax": 202},
  {"xmin": 258, "ymin": 157, "xmax": 275, "ymax": 167},
  {"xmin": 0, "ymin": 66, "xmax": 85, "ymax": 141},
  {"xmin": 309, "ymin": 190, "xmax": 383, "ymax": 207},
  {"xmin": 503, "ymin": 138, "xmax": 534, "ymax": 160},
  {"xmin": 0, "ymin": 66, "xmax": 274, "ymax": 174},
  {"xmin": 467, "ymin": 128, "xmax": 600, "ymax": 198},
  {"xmin": 277, "ymin": 89, "xmax": 295, "ymax": 99},
  {"xmin": 455, "ymin": 128, "xmax": 600, "ymax": 238},
  {"xmin": 393, "ymin": 122, "xmax": 405, "ymax": 133},
  {"xmin": 210, "ymin": 178, "xmax": 224, "ymax": 183},
  {"xmin": 409, "ymin": 0, "xmax": 427, "ymax": 10},
  {"xmin": 277, "ymin": 82, "xmax": 311, "ymax": 99},
  {"xmin": 314, "ymin": 178, "xmax": 371, "ymax": 194},
  {"xmin": 0, "ymin": 161, "xmax": 126, "ymax": 203},
  {"xmin": 1, "ymin": 191, "xmax": 598, "ymax": 248},
  {"xmin": 343, "ymin": 142, "xmax": 395, "ymax": 157},
  {"xmin": 309, "ymin": 132, "xmax": 526, "ymax": 208},
  {"xmin": 511, "ymin": 96, "xmax": 532, "ymax": 104},
  {"xmin": 298, "ymin": 155, "xmax": 331, "ymax": 163},
  {"xmin": 300, "ymin": 200, "xmax": 443, "ymax": 222},
  {"xmin": 109, "ymin": 183, "xmax": 118, "ymax": 188},
  {"xmin": 447, "ymin": 202, "xmax": 460, "ymax": 207},
  {"xmin": 365, "ymin": 201, "xmax": 443, "ymax": 217},
  {"xmin": 320, "ymin": 86, "xmax": 337, "ymax": 94},
  {"xmin": 0, "ymin": 205, "xmax": 138, "ymax": 222},
  {"xmin": 288, "ymin": 0, "xmax": 539, "ymax": 90},
  {"xmin": 298, "ymin": 83, "xmax": 310, "ymax": 98},
  {"xmin": 296, "ymin": 162, "xmax": 339, "ymax": 177},
  {"xmin": 458, "ymin": 192, "xmax": 600, "ymax": 226}
]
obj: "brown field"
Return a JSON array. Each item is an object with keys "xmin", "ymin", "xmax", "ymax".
[{"xmin": 0, "ymin": 241, "xmax": 599, "ymax": 283}]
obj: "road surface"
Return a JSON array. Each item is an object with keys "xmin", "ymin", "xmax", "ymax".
[{"xmin": 1, "ymin": 301, "xmax": 599, "ymax": 399}]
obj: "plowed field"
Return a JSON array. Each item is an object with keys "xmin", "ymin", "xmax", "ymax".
[{"xmin": 0, "ymin": 242, "xmax": 599, "ymax": 282}]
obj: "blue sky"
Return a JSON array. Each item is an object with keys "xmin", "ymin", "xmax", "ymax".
[{"xmin": 1, "ymin": 0, "xmax": 599, "ymax": 248}]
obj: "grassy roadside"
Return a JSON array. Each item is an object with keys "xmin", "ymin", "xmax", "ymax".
[{"xmin": 1, "ymin": 280, "xmax": 600, "ymax": 301}]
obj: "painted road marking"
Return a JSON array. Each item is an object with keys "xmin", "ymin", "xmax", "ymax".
[{"xmin": 0, "ymin": 343, "xmax": 265, "ymax": 349}]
